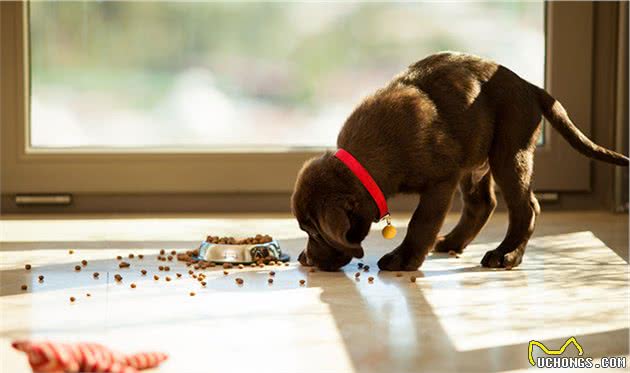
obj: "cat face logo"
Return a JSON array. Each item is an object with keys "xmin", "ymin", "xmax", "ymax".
[{"xmin": 528, "ymin": 337, "xmax": 584, "ymax": 366}]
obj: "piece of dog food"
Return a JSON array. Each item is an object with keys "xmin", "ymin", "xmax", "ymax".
[
  {"xmin": 38, "ymin": 275, "xmax": 44, "ymax": 281},
  {"xmin": 363, "ymin": 265, "xmax": 370, "ymax": 272},
  {"xmin": 189, "ymin": 292, "xmax": 196, "ymax": 297},
  {"xmin": 188, "ymin": 270, "xmax": 194, "ymax": 275},
  {"xmin": 223, "ymin": 270, "xmax": 229, "ymax": 276},
  {"xmin": 269, "ymin": 271, "xmax": 276, "ymax": 277},
  {"xmin": 153, "ymin": 275, "xmax": 159, "ymax": 280},
  {"xmin": 354, "ymin": 272, "xmax": 361, "ymax": 278},
  {"xmin": 395, "ymin": 273, "xmax": 402, "ymax": 277},
  {"xmin": 130, "ymin": 283, "xmax": 136, "ymax": 289},
  {"xmin": 171, "ymin": 250, "xmax": 176, "ymax": 255},
  {"xmin": 222, "ymin": 263, "xmax": 233, "ymax": 269},
  {"xmin": 158, "ymin": 266, "xmax": 164, "ymax": 271},
  {"xmin": 114, "ymin": 274, "xmax": 123, "ymax": 282},
  {"xmin": 160, "ymin": 249, "xmax": 165, "ymax": 255},
  {"xmin": 235, "ymin": 278, "xmax": 244, "ymax": 285},
  {"xmin": 21, "ymin": 284, "xmax": 27, "ymax": 290},
  {"xmin": 368, "ymin": 276, "xmax": 374, "ymax": 282},
  {"xmin": 93, "ymin": 272, "xmax": 99, "ymax": 278},
  {"xmin": 68, "ymin": 250, "xmax": 74, "ymax": 254},
  {"xmin": 128, "ymin": 254, "xmax": 134, "ymax": 259},
  {"xmin": 176, "ymin": 273, "xmax": 182, "ymax": 278},
  {"xmin": 167, "ymin": 255, "xmax": 173, "ymax": 261},
  {"xmin": 267, "ymin": 278, "xmax": 274, "ymax": 284},
  {"xmin": 138, "ymin": 254, "xmax": 144, "ymax": 259},
  {"xmin": 238, "ymin": 264, "xmax": 244, "ymax": 269},
  {"xmin": 410, "ymin": 276, "xmax": 417, "ymax": 282},
  {"xmin": 140, "ymin": 269, "xmax": 147, "ymax": 275},
  {"xmin": 119, "ymin": 261, "xmax": 130, "ymax": 269},
  {"xmin": 116, "ymin": 255, "xmax": 122, "ymax": 260},
  {"xmin": 299, "ymin": 279, "xmax": 305, "ymax": 286},
  {"xmin": 165, "ymin": 276, "xmax": 171, "ymax": 282},
  {"xmin": 86, "ymin": 293, "xmax": 91, "ymax": 297},
  {"xmin": 74, "ymin": 265, "xmax": 81, "ymax": 271},
  {"xmin": 81, "ymin": 260, "xmax": 88, "ymax": 266},
  {"xmin": 25, "ymin": 264, "xmax": 32, "ymax": 270},
  {"xmin": 284, "ymin": 263, "xmax": 289, "ymax": 267},
  {"xmin": 70, "ymin": 296, "xmax": 76, "ymax": 303},
  {"xmin": 164, "ymin": 266, "xmax": 170, "ymax": 271},
  {"xmin": 201, "ymin": 281, "xmax": 206, "ymax": 286},
  {"xmin": 357, "ymin": 263, "xmax": 364, "ymax": 269}
]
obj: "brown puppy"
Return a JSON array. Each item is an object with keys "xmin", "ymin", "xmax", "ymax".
[{"xmin": 291, "ymin": 52, "xmax": 629, "ymax": 271}]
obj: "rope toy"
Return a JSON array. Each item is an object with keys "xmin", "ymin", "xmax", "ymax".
[{"xmin": 12, "ymin": 340, "xmax": 168, "ymax": 373}]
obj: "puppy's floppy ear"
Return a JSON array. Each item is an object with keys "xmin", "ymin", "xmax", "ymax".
[{"xmin": 317, "ymin": 204, "xmax": 369, "ymax": 259}]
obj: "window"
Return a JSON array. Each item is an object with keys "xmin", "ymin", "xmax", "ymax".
[{"xmin": 29, "ymin": 2, "xmax": 544, "ymax": 150}]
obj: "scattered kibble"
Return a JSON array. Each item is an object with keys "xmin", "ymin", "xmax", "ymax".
[
  {"xmin": 193, "ymin": 264, "xmax": 200, "ymax": 270},
  {"xmin": 410, "ymin": 276, "xmax": 417, "ymax": 282},
  {"xmin": 357, "ymin": 263, "xmax": 364, "ymax": 269},
  {"xmin": 119, "ymin": 261, "xmax": 130, "ymax": 268},
  {"xmin": 21, "ymin": 284, "xmax": 27, "ymax": 290},
  {"xmin": 93, "ymin": 272, "xmax": 100, "ymax": 278},
  {"xmin": 284, "ymin": 263, "xmax": 289, "ymax": 267},
  {"xmin": 395, "ymin": 273, "xmax": 403, "ymax": 277},
  {"xmin": 189, "ymin": 292, "xmax": 196, "ymax": 297},
  {"xmin": 235, "ymin": 278, "xmax": 244, "ymax": 285},
  {"xmin": 192, "ymin": 274, "xmax": 197, "ymax": 279},
  {"xmin": 114, "ymin": 274, "xmax": 123, "ymax": 282},
  {"xmin": 267, "ymin": 278, "xmax": 274, "ymax": 284},
  {"xmin": 250, "ymin": 263, "xmax": 256, "ymax": 268},
  {"xmin": 81, "ymin": 260, "xmax": 88, "ymax": 266},
  {"xmin": 269, "ymin": 271, "xmax": 275, "ymax": 277},
  {"xmin": 268, "ymin": 261, "xmax": 276, "ymax": 266},
  {"xmin": 130, "ymin": 283, "xmax": 137, "ymax": 289},
  {"xmin": 70, "ymin": 296, "xmax": 76, "ymax": 303},
  {"xmin": 86, "ymin": 293, "xmax": 91, "ymax": 297},
  {"xmin": 117, "ymin": 255, "xmax": 122, "ymax": 260},
  {"xmin": 138, "ymin": 254, "xmax": 144, "ymax": 259},
  {"xmin": 171, "ymin": 250, "xmax": 177, "ymax": 255},
  {"xmin": 160, "ymin": 249, "xmax": 165, "ymax": 255},
  {"xmin": 166, "ymin": 276, "xmax": 171, "ymax": 282},
  {"xmin": 158, "ymin": 266, "xmax": 164, "ymax": 271},
  {"xmin": 128, "ymin": 254, "xmax": 134, "ymax": 259},
  {"xmin": 176, "ymin": 273, "xmax": 182, "ymax": 278},
  {"xmin": 74, "ymin": 265, "xmax": 81, "ymax": 271},
  {"xmin": 188, "ymin": 270, "xmax": 194, "ymax": 275},
  {"xmin": 223, "ymin": 263, "xmax": 233, "ymax": 269},
  {"xmin": 164, "ymin": 266, "xmax": 170, "ymax": 271},
  {"xmin": 368, "ymin": 276, "xmax": 374, "ymax": 282},
  {"xmin": 354, "ymin": 272, "xmax": 361, "ymax": 278},
  {"xmin": 154, "ymin": 275, "xmax": 159, "ymax": 280},
  {"xmin": 25, "ymin": 264, "xmax": 32, "ymax": 270},
  {"xmin": 38, "ymin": 275, "xmax": 44, "ymax": 281},
  {"xmin": 223, "ymin": 271, "xmax": 229, "ymax": 276},
  {"xmin": 238, "ymin": 264, "xmax": 244, "ymax": 269},
  {"xmin": 201, "ymin": 281, "xmax": 206, "ymax": 286},
  {"xmin": 68, "ymin": 250, "xmax": 74, "ymax": 254},
  {"xmin": 363, "ymin": 265, "xmax": 370, "ymax": 272},
  {"xmin": 167, "ymin": 255, "xmax": 173, "ymax": 261},
  {"xmin": 299, "ymin": 279, "xmax": 306, "ymax": 286}
]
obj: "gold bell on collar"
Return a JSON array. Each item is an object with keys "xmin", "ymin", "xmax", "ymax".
[{"xmin": 381, "ymin": 214, "xmax": 397, "ymax": 239}]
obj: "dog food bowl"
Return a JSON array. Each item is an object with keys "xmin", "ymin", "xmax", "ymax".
[{"xmin": 195, "ymin": 240, "xmax": 289, "ymax": 264}]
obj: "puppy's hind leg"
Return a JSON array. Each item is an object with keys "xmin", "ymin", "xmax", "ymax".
[
  {"xmin": 434, "ymin": 166, "xmax": 496, "ymax": 254},
  {"xmin": 481, "ymin": 150, "xmax": 540, "ymax": 268}
]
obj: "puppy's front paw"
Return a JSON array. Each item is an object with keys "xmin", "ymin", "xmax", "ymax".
[
  {"xmin": 433, "ymin": 236, "xmax": 464, "ymax": 254},
  {"xmin": 480, "ymin": 249, "xmax": 523, "ymax": 269},
  {"xmin": 377, "ymin": 249, "xmax": 423, "ymax": 271}
]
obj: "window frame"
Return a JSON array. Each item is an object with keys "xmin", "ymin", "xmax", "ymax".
[{"xmin": 1, "ymin": 1, "xmax": 600, "ymax": 211}]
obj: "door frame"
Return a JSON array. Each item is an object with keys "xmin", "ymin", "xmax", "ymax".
[{"xmin": 0, "ymin": 2, "xmax": 609, "ymax": 212}]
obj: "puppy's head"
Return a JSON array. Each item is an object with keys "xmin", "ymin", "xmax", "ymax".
[{"xmin": 291, "ymin": 153, "xmax": 372, "ymax": 271}]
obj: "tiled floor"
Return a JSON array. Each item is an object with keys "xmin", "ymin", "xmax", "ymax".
[{"xmin": 0, "ymin": 211, "xmax": 628, "ymax": 372}]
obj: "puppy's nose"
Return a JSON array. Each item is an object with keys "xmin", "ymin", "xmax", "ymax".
[{"xmin": 298, "ymin": 250, "xmax": 312, "ymax": 266}]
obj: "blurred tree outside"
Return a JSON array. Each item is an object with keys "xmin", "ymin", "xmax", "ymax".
[{"xmin": 30, "ymin": 1, "xmax": 544, "ymax": 149}]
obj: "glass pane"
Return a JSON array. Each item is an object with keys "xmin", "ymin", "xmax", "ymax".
[{"xmin": 29, "ymin": 2, "xmax": 545, "ymax": 150}]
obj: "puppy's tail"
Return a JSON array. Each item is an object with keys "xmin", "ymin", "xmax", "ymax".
[{"xmin": 534, "ymin": 85, "xmax": 629, "ymax": 166}]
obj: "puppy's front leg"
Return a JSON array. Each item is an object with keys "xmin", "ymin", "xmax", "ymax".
[{"xmin": 378, "ymin": 180, "xmax": 457, "ymax": 271}]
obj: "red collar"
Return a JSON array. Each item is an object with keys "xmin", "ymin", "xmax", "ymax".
[{"xmin": 334, "ymin": 149, "xmax": 389, "ymax": 222}]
